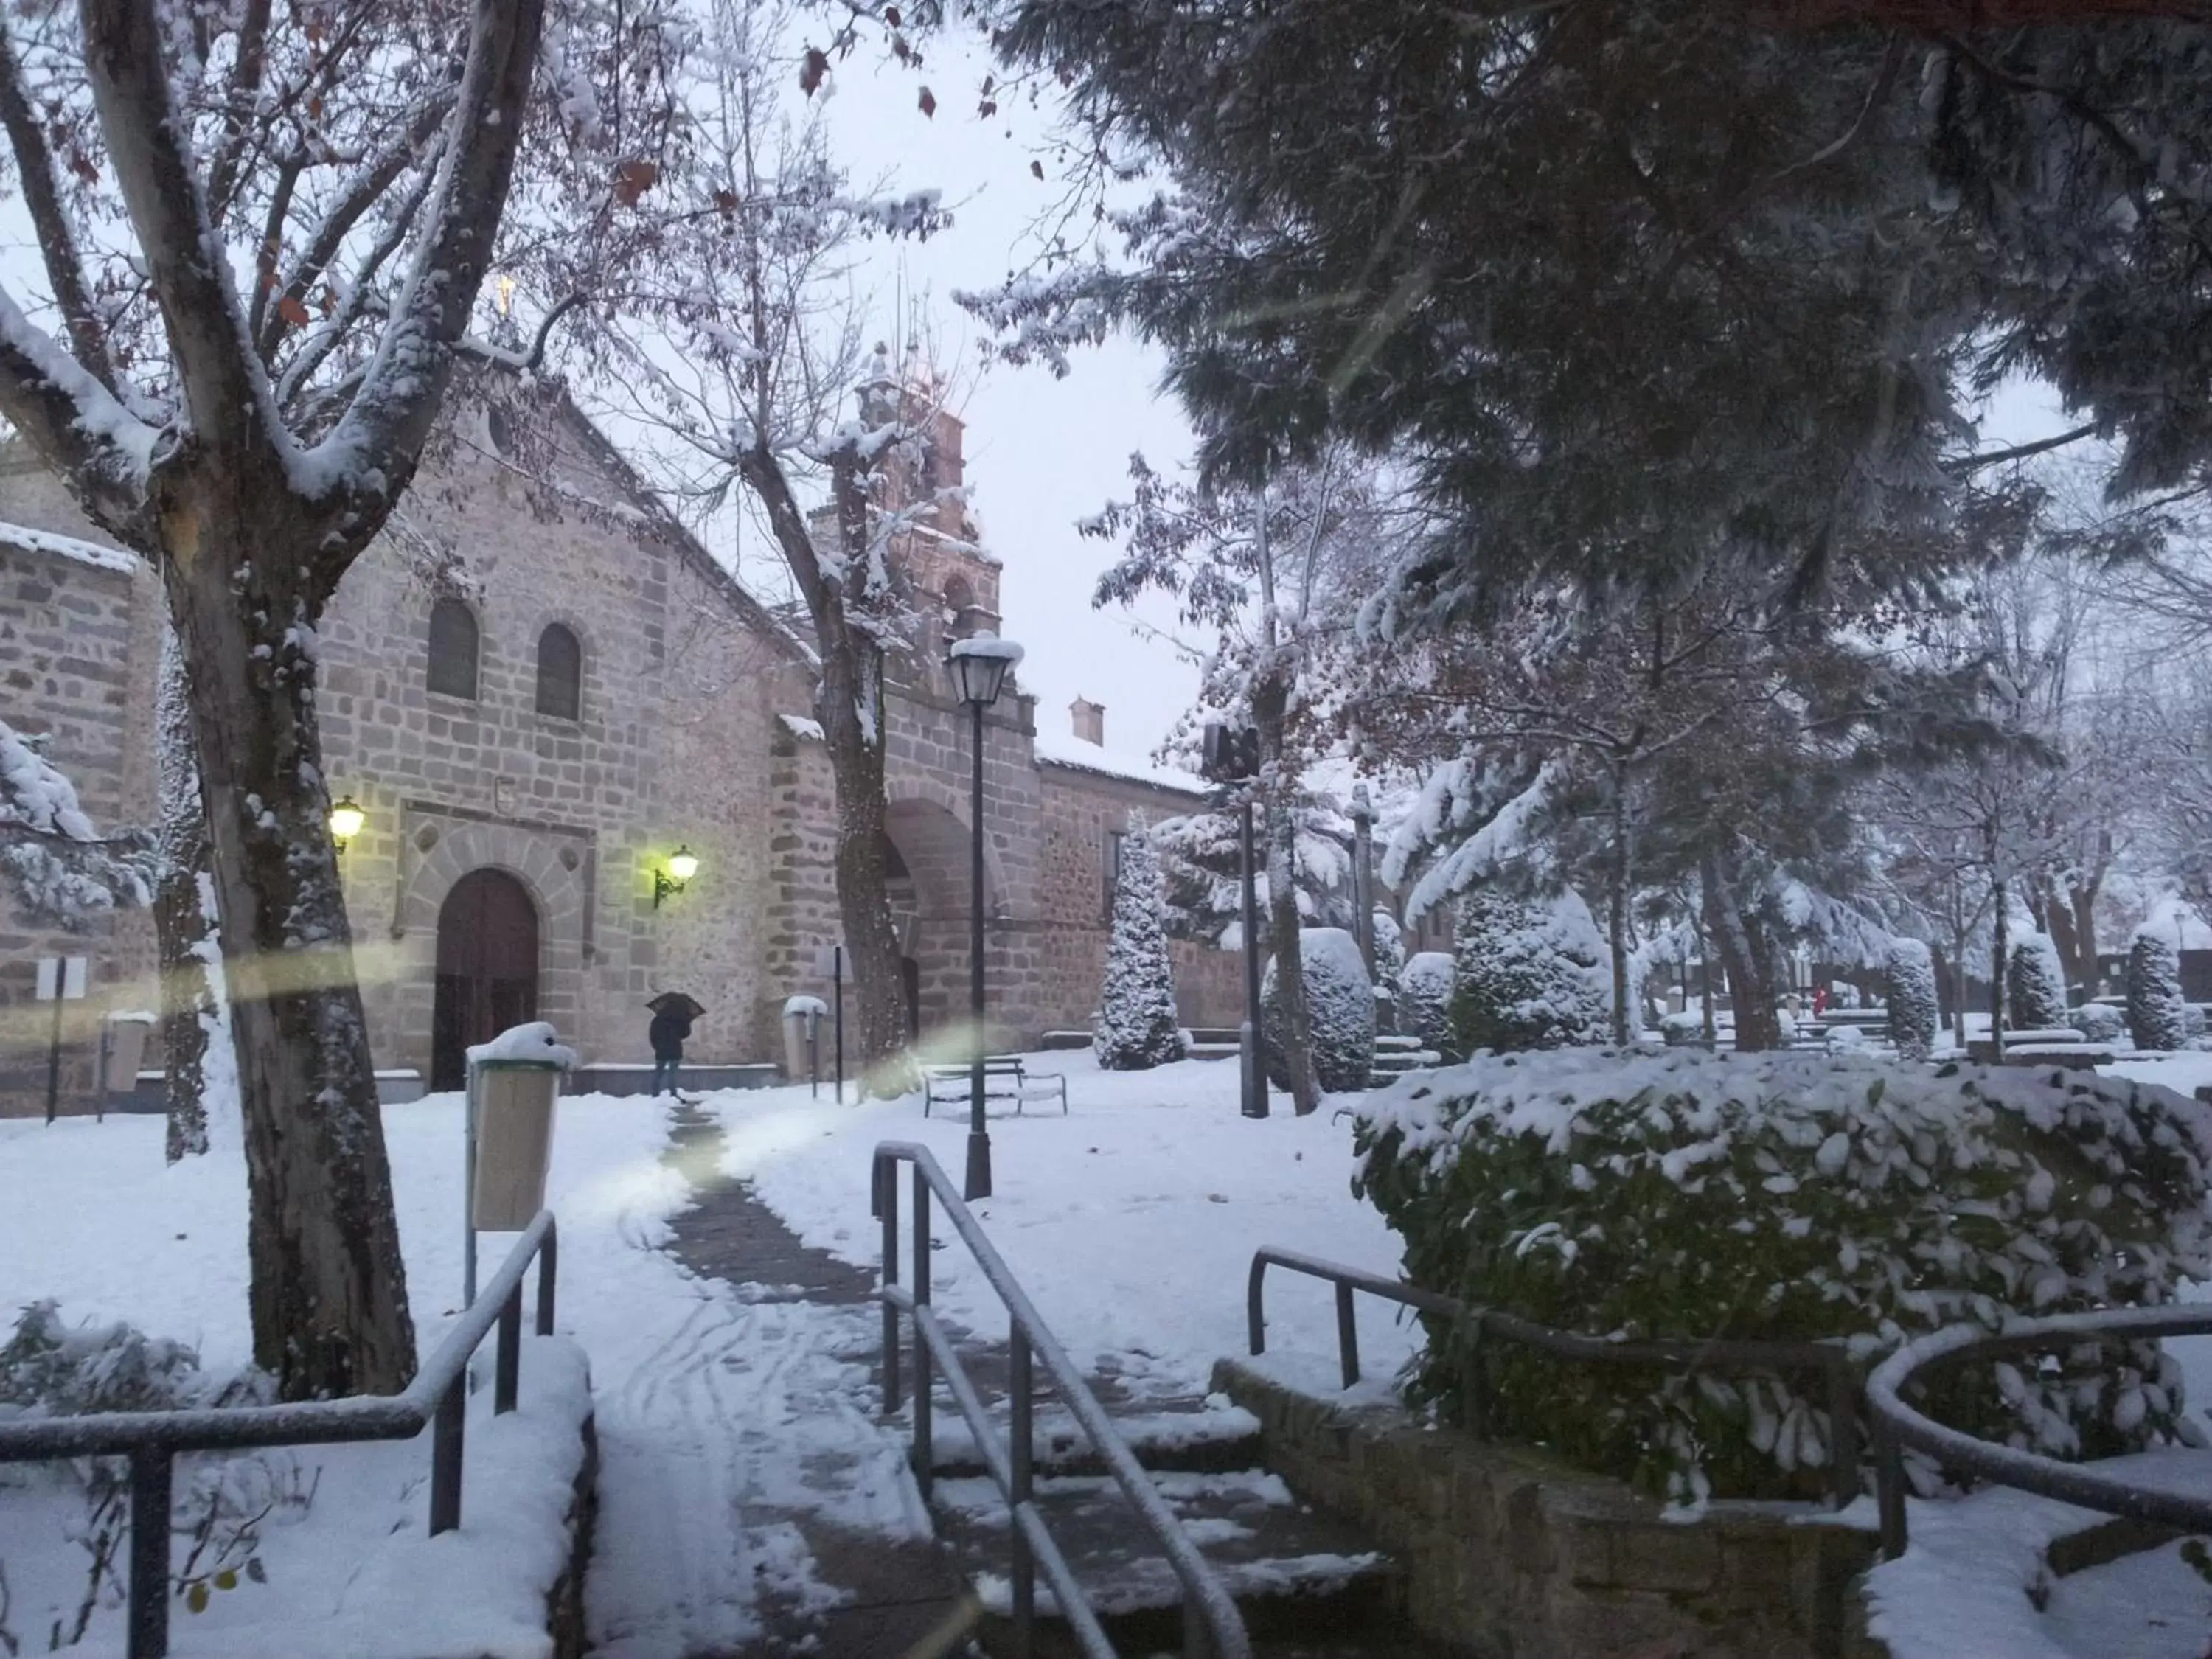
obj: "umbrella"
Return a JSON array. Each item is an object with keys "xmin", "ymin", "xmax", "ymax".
[{"xmin": 647, "ymin": 992, "xmax": 706, "ymax": 1020}]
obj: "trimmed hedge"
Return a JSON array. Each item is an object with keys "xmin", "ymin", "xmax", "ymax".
[{"xmin": 1354, "ymin": 1048, "xmax": 2212, "ymax": 1506}]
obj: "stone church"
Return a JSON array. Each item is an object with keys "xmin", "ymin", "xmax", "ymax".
[{"xmin": 0, "ymin": 373, "xmax": 1239, "ymax": 1113}]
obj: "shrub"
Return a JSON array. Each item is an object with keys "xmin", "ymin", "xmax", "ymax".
[
  {"xmin": 1883, "ymin": 938, "xmax": 1938, "ymax": 1060},
  {"xmin": 1263, "ymin": 926, "xmax": 1376, "ymax": 1093},
  {"xmin": 2073, "ymin": 1001, "xmax": 2125, "ymax": 1045},
  {"xmin": 1371, "ymin": 910, "xmax": 1407, "ymax": 1032},
  {"xmin": 1400, "ymin": 952, "xmax": 1458, "ymax": 1060},
  {"xmin": 1093, "ymin": 827, "xmax": 1185, "ymax": 1070},
  {"xmin": 1353, "ymin": 1048, "xmax": 2212, "ymax": 1506},
  {"xmin": 2128, "ymin": 929, "xmax": 2189, "ymax": 1052},
  {"xmin": 2006, "ymin": 932, "xmax": 2070, "ymax": 1030},
  {"xmin": 1450, "ymin": 886, "xmax": 1607, "ymax": 1055}
]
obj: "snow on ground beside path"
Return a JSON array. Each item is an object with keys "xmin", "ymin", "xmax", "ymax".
[
  {"xmin": 2098, "ymin": 1053, "xmax": 2212, "ymax": 1416},
  {"xmin": 1865, "ymin": 1448, "xmax": 2212, "ymax": 1659},
  {"xmin": 0, "ymin": 1093, "xmax": 905, "ymax": 1658},
  {"xmin": 702, "ymin": 1053, "xmax": 1417, "ymax": 1402}
]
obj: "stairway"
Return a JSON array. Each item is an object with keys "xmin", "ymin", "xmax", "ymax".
[
  {"xmin": 921, "ymin": 1393, "xmax": 1450, "ymax": 1657},
  {"xmin": 1184, "ymin": 1026, "xmax": 1243, "ymax": 1063},
  {"xmin": 1366, "ymin": 1032, "xmax": 1439, "ymax": 1090}
]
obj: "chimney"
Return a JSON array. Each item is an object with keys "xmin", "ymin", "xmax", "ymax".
[{"xmin": 1070, "ymin": 697, "xmax": 1105, "ymax": 747}]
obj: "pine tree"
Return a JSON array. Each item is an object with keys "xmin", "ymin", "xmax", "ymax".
[
  {"xmin": 1263, "ymin": 928, "xmax": 1376, "ymax": 1093},
  {"xmin": 1885, "ymin": 938, "xmax": 1940, "ymax": 1062},
  {"xmin": 2006, "ymin": 932, "xmax": 2070, "ymax": 1031},
  {"xmin": 1400, "ymin": 951, "xmax": 1458, "ymax": 1062},
  {"xmin": 1450, "ymin": 887, "xmax": 1609, "ymax": 1057},
  {"xmin": 1093, "ymin": 827, "xmax": 1184, "ymax": 1070},
  {"xmin": 2127, "ymin": 929, "xmax": 2190, "ymax": 1053}
]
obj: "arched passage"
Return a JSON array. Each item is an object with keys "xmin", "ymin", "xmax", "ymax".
[
  {"xmin": 883, "ymin": 795, "xmax": 1009, "ymax": 1046},
  {"xmin": 431, "ymin": 868, "xmax": 540, "ymax": 1090}
]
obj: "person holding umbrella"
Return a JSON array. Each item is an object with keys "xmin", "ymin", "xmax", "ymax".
[{"xmin": 647, "ymin": 992, "xmax": 705, "ymax": 1097}]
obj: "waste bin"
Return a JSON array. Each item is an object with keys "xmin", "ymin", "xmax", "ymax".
[
  {"xmin": 782, "ymin": 995, "xmax": 827, "ymax": 1085},
  {"xmin": 101, "ymin": 1012, "xmax": 155, "ymax": 1094},
  {"xmin": 467, "ymin": 1023, "xmax": 574, "ymax": 1231}
]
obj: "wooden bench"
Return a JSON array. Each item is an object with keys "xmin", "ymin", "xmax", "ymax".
[{"xmin": 921, "ymin": 1055, "xmax": 1068, "ymax": 1116}]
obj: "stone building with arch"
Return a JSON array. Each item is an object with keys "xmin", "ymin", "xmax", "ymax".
[{"xmin": 0, "ymin": 374, "xmax": 1239, "ymax": 1113}]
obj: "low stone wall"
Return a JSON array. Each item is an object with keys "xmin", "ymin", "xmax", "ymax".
[
  {"xmin": 1212, "ymin": 1356, "xmax": 1877, "ymax": 1659},
  {"xmin": 548, "ymin": 1413, "xmax": 599, "ymax": 1659}
]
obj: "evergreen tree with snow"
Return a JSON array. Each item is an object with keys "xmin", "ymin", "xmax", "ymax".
[
  {"xmin": 1400, "ymin": 951, "xmax": 1458, "ymax": 1062},
  {"xmin": 2128, "ymin": 929, "xmax": 2190, "ymax": 1053},
  {"xmin": 1263, "ymin": 928, "xmax": 1377, "ymax": 1093},
  {"xmin": 2006, "ymin": 932, "xmax": 2070, "ymax": 1031},
  {"xmin": 1093, "ymin": 827, "xmax": 1184, "ymax": 1070},
  {"xmin": 1884, "ymin": 938, "xmax": 1939, "ymax": 1062},
  {"xmin": 1450, "ymin": 886, "xmax": 1610, "ymax": 1056},
  {"xmin": 1370, "ymin": 908, "xmax": 1407, "ymax": 1030},
  {"xmin": 0, "ymin": 717, "xmax": 152, "ymax": 928}
]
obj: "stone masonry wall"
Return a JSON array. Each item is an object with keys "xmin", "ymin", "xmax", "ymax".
[
  {"xmin": 1214, "ymin": 1357, "xmax": 1874, "ymax": 1659},
  {"xmin": 0, "ymin": 465, "xmax": 162, "ymax": 1117}
]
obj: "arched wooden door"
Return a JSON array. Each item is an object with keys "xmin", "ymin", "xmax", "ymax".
[{"xmin": 431, "ymin": 869, "xmax": 540, "ymax": 1090}]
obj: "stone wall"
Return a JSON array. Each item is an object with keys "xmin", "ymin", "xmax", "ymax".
[
  {"xmin": 1213, "ymin": 1356, "xmax": 1874, "ymax": 1659},
  {"xmin": 0, "ymin": 470, "xmax": 163, "ymax": 1117}
]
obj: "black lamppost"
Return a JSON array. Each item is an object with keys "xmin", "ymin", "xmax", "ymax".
[
  {"xmin": 1203, "ymin": 722, "xmax": 1267, "ymax": 1119},
  {"xmin": 947, "ymin": 633, "xmax": 1024, "ymax": 1200},
  {"xmin": 1350, "ymin": 783, "xmax": 1375, "ymax": 975}
]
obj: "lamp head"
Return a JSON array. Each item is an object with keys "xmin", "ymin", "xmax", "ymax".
[
  {"xmin": 328, "ymin": 796, "xmax": 366, "ymax": 851},
  {"xmin": 667, "ymin": 846, "xmax": 700, "ymax": 884},
  {"xmin": 946, "ymin": 633, "xmax": 1023, "ymax": 709}
]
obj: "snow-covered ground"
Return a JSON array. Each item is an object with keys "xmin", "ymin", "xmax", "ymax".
[
  {"xmin": 0, "ymin": 1092, "xmax": 822, "ymax": 1658},
  {"xmin": 705, "ymin": 1051, "xmax": 1417, "ymax": 1402}
]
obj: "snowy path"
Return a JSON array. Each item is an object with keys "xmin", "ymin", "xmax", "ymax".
[{"xmin": 583, "ymin": 1107, "xmax": 952, "ymax": 1659}]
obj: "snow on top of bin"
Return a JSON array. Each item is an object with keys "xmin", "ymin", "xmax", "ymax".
[
  {"xmin": 783, "ymin": 995, "xmax": 829, "ymax": 1017},
  {"xmin": 467, "ymin": 1021, "xmax": 577, "ymax": 1068}
]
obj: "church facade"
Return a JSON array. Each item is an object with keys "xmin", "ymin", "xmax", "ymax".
[{"xmin": 0, "ymin": 378, "xmax": 1239, "ymax": 1114}]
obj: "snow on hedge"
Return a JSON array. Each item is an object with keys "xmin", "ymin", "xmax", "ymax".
[
  {"xmin": 2073, "ymin": 1001, "xmax": 2125, "ymax": 1045},
  {"xmin": 1094, "ymin": 827, "xmax": 1184, "ymax": 1070},
  {"xmin": 1450, "ymin": 886, "xmax": 1607, "ymax": 1055},
  {"xmin": 1354, "ymin": 1047, "xmax": 2212, "ymax": 1506},
  {"xmin": 1263, "ymin": 926, "xmax": 1377, "ymax": 1093},
  {"xmin": 1400, "ymin": 952, "xmax": 1457, "ymax": 1062},
  {"xmin": 1884, "ymin": 938, "xmax": 1939, "ymax": 1060},
  {"xmin": 2006, "ymin": 931, "xmax": 2069, "ymax": 1030},
  {"xmin": 2129, "ymin": 928, "xmax": 2190, "ymax": 1053}
]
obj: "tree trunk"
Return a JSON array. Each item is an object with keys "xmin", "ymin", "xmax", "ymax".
[
  {"xmin": 1702, "ymin": 850, "xmax": 1781, "ymax": 1051},
  {"xmin": 1990, "ymin": 877, "xmax": 2008, "ymax": 1043},
  {"xmin": 1607, "ymin": 765, "xmax": 1632, "ymax": 1045},
  {"xmin": 164, "ymin": 476, "xmax": 415, "ymax": 1400},
  {"xmin": 1253, "ymin": 673, "xmax": 1318, "ymax": 1115},
  {"xmin": 817, "ymin": 631, "xmax": 912, "ymax": 1092},
  {"xmin": 156, "ymin": 630, "xmax": 215, "ymax": 1162}
]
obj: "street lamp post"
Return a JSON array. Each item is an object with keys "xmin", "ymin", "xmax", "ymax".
[
  {"xmin": 1203, "ymin": 722, "xmax": 1268, "ymax": 1119},
  {"xmin": 1350, "ymin": 783, "xmax": 1375, "ymax": 975},
  {"xmin": 947, "ymin": 633, "xmax": 1024, "ymax": 1200}
]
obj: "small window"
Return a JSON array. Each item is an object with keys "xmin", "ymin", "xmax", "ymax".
[
  {"xmin": 426, "ymin": 599, "xmax": 479, "ymax": 700},
  {"xmin": 1103, "ymin": 830, "xmax": 1127, "ymax": 922},
  {"xmin": 535, "ymin": 622, "xmax": 581, "ymax": 720}
]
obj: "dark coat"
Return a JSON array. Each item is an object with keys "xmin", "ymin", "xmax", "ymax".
[{"xmin": 649, "ymin": 1007, "xmax": 694, "ymax": 1059}]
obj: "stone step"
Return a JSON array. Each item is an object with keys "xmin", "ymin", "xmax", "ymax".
[
  {"xmin": 1186, "ymin": 1026, "xmax": 1243, "ymax": 1046},
  {"xmin": 1187, "ymin": 1042, "xmax": 1241, "ymax": 1062},
  {"xmin": 931, "ymin": 1467, "xmax": 1404, "ymax": 1654},
  {"xmin": 1373, "ymin": 1033, "xmax": 1425, "ymax": 1053},
  {"xmin": 931, "ymin": 1397, "xmax": 1265, "ymax": 1481},
  {"xmin": 1038, "ymin": 1029, "xmax": 1094, "ymax": 1051}
]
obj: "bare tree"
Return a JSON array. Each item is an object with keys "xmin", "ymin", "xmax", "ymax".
[
  {"xmin": 0, "ymin": 0, "xmax": 659, "ymax": 1396},
  {"xmin": 589, "ymin": 0, "xmax": 948, "ymax": 1088}
]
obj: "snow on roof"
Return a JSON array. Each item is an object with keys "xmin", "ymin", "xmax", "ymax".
[
  {"xmin": 1033, "ymin": 727, "xmax": 1209, "ymax": 796},
  {"xmin": 0, "ymin": 518, "xmax": 136, "ymax": 575}
]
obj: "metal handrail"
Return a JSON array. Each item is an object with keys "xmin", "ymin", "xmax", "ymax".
[
  {"xmin": 0, "ymin": 1211, "xmax": 559, "ymax": 1658},
  {"xmin": 1247, "ymin": 1245, "xmax": 1864, "ymax": 1509},
  {"xmin": 872, "ymin": 1141, "xmax": 1251, "ymax": 1659},
  {"xmin": 1865, "ymin": 1304, "xmax": 2212, "ymax": 1559}
]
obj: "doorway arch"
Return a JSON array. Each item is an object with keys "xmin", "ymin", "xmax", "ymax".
[{"xmin": 431, "ymin": 868, "xmax": 540, "ymax": 1090}]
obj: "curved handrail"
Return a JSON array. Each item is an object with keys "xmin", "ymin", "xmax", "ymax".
[
  {"xmin": 873, "ymin": 1141, "xmax": 1251, "ymax": 1659},
  {"xmin": 0, "ymin": 1213, "xmax": 558, "ymax": 1659},
  {"xmin": 1247, "ymin": 1245, "xmax": 1864, "ymax": 1508},
  {"xmin": 1865, "ymin": 1304, "xmax": 2212, "ymax": 1559},
  {"xmin": 0, "ymin": 1209, "xmax": 557, "ymax": 1458}
]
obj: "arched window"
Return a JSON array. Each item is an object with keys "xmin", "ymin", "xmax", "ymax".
[
  {"xmin": 535, "ymin": 622, "xmax": 581, "ymax": 720},
  {"xmin": 426, "ymin": 599, "xmax": 479, "ymax": 700}
]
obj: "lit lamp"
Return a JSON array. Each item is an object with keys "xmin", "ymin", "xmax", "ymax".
[
  {"xmin": 655, "ymin": 845, "xmax": 699, "ymax": 909},
  {"xmin": 947, "ymin": 633, "xmax": 1023, "ymax": 1200},
  {"xmin": 328, "ymin": 795, "xmax": 366, "ymax": 855}
]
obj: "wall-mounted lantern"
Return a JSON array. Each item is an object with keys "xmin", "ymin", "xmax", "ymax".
[
  {"xmin": 328, "ymin": 795, "xmax": 366, "ymax": 855},
  {"xmin": 655, "ymin": 845, "xmax": 699, "ymax": 908}
]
